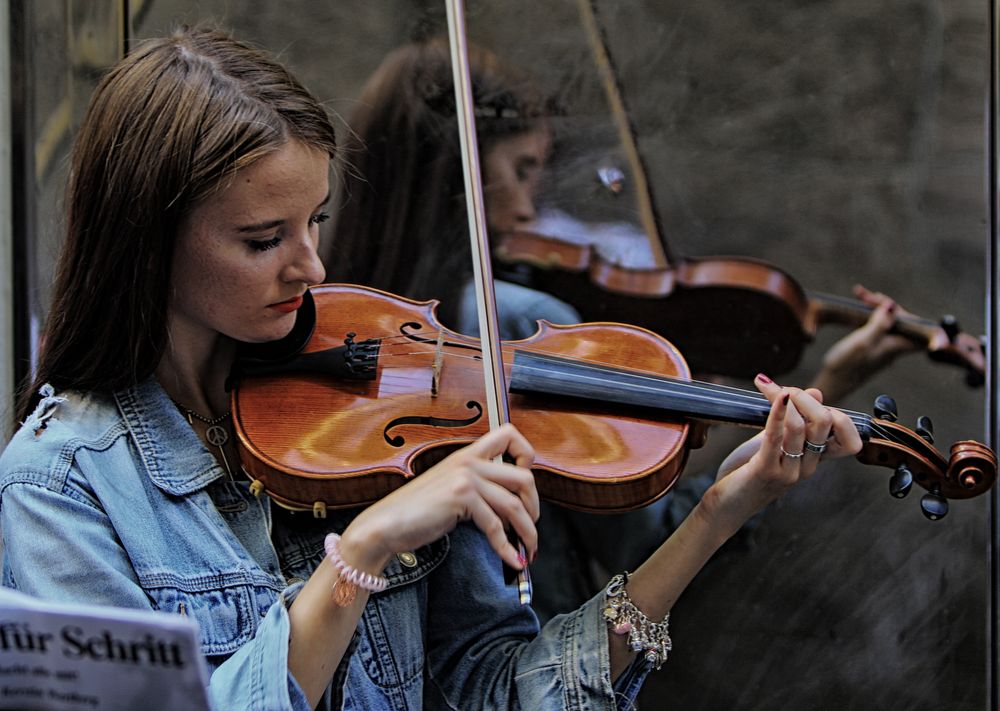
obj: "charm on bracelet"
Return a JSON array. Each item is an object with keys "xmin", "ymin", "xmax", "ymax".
[
  {"xmin": 602, "ymin": 572, "xmax": 672, "ymax": 670},
  {"xmin": 324, "ymin": 533, "xmax": 389, "ymax": 607},
  {"xmin": 332, "ymin": 578, "xmax": 358, "ymax": 607}
]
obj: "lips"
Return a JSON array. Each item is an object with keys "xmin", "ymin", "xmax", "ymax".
[{"xmin": 269, "ymin": 295, "xmax": 304, "ymax": 313}]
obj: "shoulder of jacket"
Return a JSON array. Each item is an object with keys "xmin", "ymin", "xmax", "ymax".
[{"xmin": 0, "ymin": 389, "xmax": 126, "ymax": 483}]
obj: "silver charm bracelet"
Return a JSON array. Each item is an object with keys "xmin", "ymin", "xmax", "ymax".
[{"xmin": 602, "ymin": 572, "xmax": 672, "ymax": 670}]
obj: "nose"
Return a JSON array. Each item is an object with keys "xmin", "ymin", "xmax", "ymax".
[
  {"xmin": 283, "ymin": 232, "xmax": 326, "ymax": 285},
  {"xmin": 510, "ymin": 184, "xmax": 537, "ymax": 226},
  {"xmin": 488, "ymin": 183, "xmax": 537, "ymax": 235}
]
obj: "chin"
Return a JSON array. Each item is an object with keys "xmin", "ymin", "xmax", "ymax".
[{"xmin": 238, "ymin": 314, "xmax": 298, "ymax": 344}]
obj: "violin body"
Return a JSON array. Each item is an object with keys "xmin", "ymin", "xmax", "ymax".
[{"xmin": 233, "ymin": 284, "xmax": 694, "ymax": 513}]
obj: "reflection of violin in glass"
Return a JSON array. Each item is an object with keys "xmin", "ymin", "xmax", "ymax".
[
  {"xmin": 231, "ymin": 285, "xmax": 995, "ymax": 522},
  {"xmin": 493, "ymin": 229, "xmax": 986, "ymax": 385}
]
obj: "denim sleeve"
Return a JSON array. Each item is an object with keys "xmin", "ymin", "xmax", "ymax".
[
  {"xmin": 457, "ymin": 280, "xmax": 582, "ymax": 341},
  {"xmin": 424, "ymin": 523, "xmax": 650, "ymax": 710},
  {"xmin": 1, "ymin": 478, "xmax": 156, "ymax": 608},
  {"xmin": 207, "ymin": 597, "xmax": 310, "ymax": 711},
  {"xmin": 0, "ymin": 479, "xmax": 310, "ymax": 711},
  {"xmin": 502, "ymin": 289, "xmax": 581, "ymax": 340}
]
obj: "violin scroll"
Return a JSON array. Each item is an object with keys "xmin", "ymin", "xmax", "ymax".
[
  {"xmin": 948, "ymin": 440, "xmax": 997, "ymax": 494},
  {"xmin": 854, "ymin": 396, "xmax": 997, "ymax": 519}
]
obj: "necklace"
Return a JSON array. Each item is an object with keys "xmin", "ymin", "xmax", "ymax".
[{"xmin": 176, "ymin": 403, "xmax": 235, "ymax": 481}]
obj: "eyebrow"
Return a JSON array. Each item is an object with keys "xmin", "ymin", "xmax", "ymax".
[{"xmin": 236, "ymin": 191, "xmax": 332, "ymax": 233}]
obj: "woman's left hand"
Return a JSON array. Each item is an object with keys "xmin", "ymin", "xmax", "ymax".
[
  {"xmin": 701, "ymin": 374, "xmax": 863, "ymax": 538},
  {"xmin": 808, "ymin": 285, "xmax": 917, "ymax": 403}
]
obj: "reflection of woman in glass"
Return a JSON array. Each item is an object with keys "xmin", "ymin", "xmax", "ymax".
[
  {"xmin": 327, "ymin": 39, "xmax": 578, "ymax": 337},
  {"xmin": 0, "ymin": 27, "xmax": 863, "ymax": 710},
  {"xmin": 328, "ymin": 38, "xmax": 921, "ymax": 622}
]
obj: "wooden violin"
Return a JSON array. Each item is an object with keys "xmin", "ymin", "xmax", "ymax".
[
  {"xmin": 230, "ymin": 284, "xmax": 996, "ymax": 520},
  {"xmin": 494, "ymin": 229, "xmax": 986, "ymax": 384}
]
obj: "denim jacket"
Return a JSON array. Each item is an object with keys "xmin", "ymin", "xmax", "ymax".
[{"xmin": 0, "ymin": 378, "xmax": 650, "ymax": 710}]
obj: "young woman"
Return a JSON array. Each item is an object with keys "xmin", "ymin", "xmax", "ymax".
[{"xmin": 0, "ymin": 27, "xmax": 860, "ymax": 710}]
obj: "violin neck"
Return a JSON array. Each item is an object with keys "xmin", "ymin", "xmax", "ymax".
[
  {"xmin": 808, "ymin": 291, "xmax": 936, "ymax": 344},
  {"xmin": 509, "ymin": 349, "xmax": 873, "ymax": 435}
]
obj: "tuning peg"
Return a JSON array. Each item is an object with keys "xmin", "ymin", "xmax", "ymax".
[
  {"xmin": 920, "ymin": 484, "xmax": 948, "ymax": 521},
  {"xmin": 915, "ymin": 416, "xmax": 934, "ymax": 444},
  {"xmin": 940, "ymin": 315, "xmax": 960, "ymax": 342},
  {"xmin": 873, "ymin": 395, "xmax": 898, "ymax": 422},
  {"xmin": 889, "ymin": 463, "xmax": 913, "ymax": 498}
]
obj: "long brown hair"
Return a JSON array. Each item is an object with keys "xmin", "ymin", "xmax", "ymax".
[
  {"xmin": 16, "ymin": 27, "xmax": 337, "ymax": 422},
  {"xmin": 326, "ymin": 39, "xmax": 551, "ymax": 326}
]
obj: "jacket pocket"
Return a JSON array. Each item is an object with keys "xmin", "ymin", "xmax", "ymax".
[
  {"xmin": 356, "ymin": 591, "xmax": 427, "ymax": 689},
  {"xmin": 143, "ymin": 573, "xmax": 258, "ymax": 657}
]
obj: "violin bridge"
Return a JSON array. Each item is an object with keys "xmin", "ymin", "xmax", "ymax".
[{"xmin": 431, "ymin": 329, "xmax": 445, "ymax": 397}]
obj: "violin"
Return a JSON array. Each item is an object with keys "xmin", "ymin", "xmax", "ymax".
[
  {"xmin": 230, "ymin": 284, "xmax": 996, "ymax": 521},
  {"xmin": 494, "ymin": 229, "xmax": 986, "ymax": 384}
]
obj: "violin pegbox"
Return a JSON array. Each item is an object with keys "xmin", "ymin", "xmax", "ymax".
[{"xmin": 856, "ymin": 395, "xmax": 997, "ymax": 520}]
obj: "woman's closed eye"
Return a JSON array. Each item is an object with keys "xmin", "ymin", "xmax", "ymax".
[
  {"xmin": 245, "ymin": 212, "xmax": 329, "ymax": 252},
  {"xmin": 247, "ymin": 235, "xmax": 283, "ymax": 252}
]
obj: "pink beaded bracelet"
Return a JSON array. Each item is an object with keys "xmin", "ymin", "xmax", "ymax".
[{"xmin": 324, "ymin": 533, "xmax": 389, "ymax": 607}]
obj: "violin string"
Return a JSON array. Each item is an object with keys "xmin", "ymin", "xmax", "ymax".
[
  {"xmin": 374, "ymin": 336, "xmax": 864, "ymax": 420},
  {"xmin": 370, "ymin": 365, "xmax": 904, "ymax": 445},
  {"xmin": 373, "ymin": 337, "xmax": 888, "ymax": 434},
  {"xmin": 507, "ymin": 357, "xmax": 913, "ymax": 447},
  {"xmin": 507, "ymin": 355, "xmax": 871, "ymax": 428},
  {"xmin": 366, "ymin": 333, "xmax": 905, "ymax": 446},
  {"xmin": 522, "ymin": 355, "xmax": 910, "ymax": 441},
  {"xmin": 376, "ymin": 336, "xmax": 864, "ymax": 415},
  {"xmin": 373, "ymin": 328, "xmax": 928, "ymax": 449}
]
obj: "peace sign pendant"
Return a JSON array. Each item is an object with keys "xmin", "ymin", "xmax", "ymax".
[{"xmin": 206, "ymin": 424, "xmax": 229, "ymax": 447}]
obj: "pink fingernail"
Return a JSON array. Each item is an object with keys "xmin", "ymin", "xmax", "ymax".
[
  {"xmin": 756, "ymin": 373, "xmax": 773, "ymax": 384},
  {"xmin": 517, "ymin": 553, "xmax": 527, "ymax": 568}
]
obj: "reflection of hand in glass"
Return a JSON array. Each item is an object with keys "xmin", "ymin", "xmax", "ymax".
[{"xmin": 808, "ymin": 284, "xmax": 917, "ymax": 404}]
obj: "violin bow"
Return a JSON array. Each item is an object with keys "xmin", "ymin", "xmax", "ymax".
[
  {"xmin": 576, "ymin": 0, "xmax": 672, "ymax": 268},
  {"xmin": 445, "ymin": 0, "xmax": 532, "ymax": 604}
]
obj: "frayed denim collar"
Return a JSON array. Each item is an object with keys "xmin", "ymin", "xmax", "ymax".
[{"xmin": 114, "ymin": 377, "xmax": 225, "ymax": 495}]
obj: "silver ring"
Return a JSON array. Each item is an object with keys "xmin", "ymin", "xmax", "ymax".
[
  {"xmin": 804, "ymin": 439, "xmax": 828, "ymax": 455},
  {"xmin": 780, "ymin": 447, "xmax": 805, "ymax": 459}
]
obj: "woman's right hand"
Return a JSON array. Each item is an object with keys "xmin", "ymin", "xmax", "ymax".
[{"xmin": 337, "ymin": 423, "xmax": 539, "ymax": 576}]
